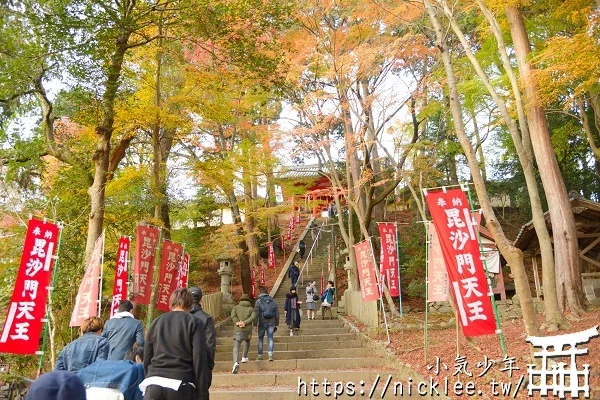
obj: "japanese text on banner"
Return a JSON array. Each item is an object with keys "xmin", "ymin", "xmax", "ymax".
[
  {"xmin": 0, "ymin": 219, "xmax": 60, "ymax": 355},
  {"xmin": 155, "ymin": 240, "xmax": 184, "ymax": 312},
  {"xmin": 378, "ymin": 223, "xmax": 400, "ymax": 297},
  {"xmin": 425, "ymin": 188, "xmax": 496, "ymax": 337},
  {"xmin": 177, "ymin": 253, "xmax": 190, "ymax": 289},
  {"xmin": 268, "ymin": 242, "xmax": 275, "ymax": 269},
  {"xmin": 354, "ymin": 240, "xmax": 379, "ymax": 302},
  {"xmin": 427, "ymin": 222, "xmax": 449, "ymax": 302},
  {"xmin": 132, "ymin": 226, "xmax": 159, "ymax": 305},
  {"xmin": 110, "ymin": 237, "xmax": 130, "ymax": 318}
]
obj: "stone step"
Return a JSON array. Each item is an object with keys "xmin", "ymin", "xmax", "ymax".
[
  {"xmin": 215, "ymin": 333, "xmax": 356, "ymax": 345},
  {"xmin": 215, "ymin": 347, "xmax": 370, "ymax": 361},
  {"xmin": 217, "ymin": 327, "xmax": 349, "ymax": 337},
  {"xmin": 217, "ymin": 340, "xmax": 362, "ymax": 352},
  {"xmin": 213, "ymin": 357, "xmax": 383, "ymax": 373},
  {"xmin": 211, "ymin": 369, "xmax": 391, "ymax": 388}
]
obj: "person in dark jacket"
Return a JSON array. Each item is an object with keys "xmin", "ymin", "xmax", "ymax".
[
  {"xmin": 55, "ymin": 316, "xmax": 109, "ymax": 373},
  {"xmin": 254, "ymin": 286, "xmax": 279, "ymax": 361},
  {"xmin": 141, "ymin": 288, "xmax": 207, "ymax": 400},
  {"xmin": 26, "ymin": 371, "xmax": 86, "ymax": 400},
  {"xmin": 189, "ymin": 286, "xmax": 216, "ymax": 400},
  {"xmin": 288, "ymin": 262, "xmax": 300, "ymax": 287},
  {"xmin": 230, "ymin": 294, "xmax": 255, "ymax": 374},
  {"xmin": 298, "ymin": 239, "xmax": 306, "ymax": 260},
  {"xmin": 284, "ymin": 286, "xmax": 302, "ymax": 336},
  {"xmin": 102, "ymin": 300, "xmax": 145, "ymax": 360},
  {"xmin": 77, "ymin": 343, "xmax": 145, "ymax": 400}
]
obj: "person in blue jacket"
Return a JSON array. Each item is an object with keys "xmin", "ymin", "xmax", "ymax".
[
  {"xmin": 77, "ymin": 343, "xmax": 145, "ymax": 400},
  {"xmin": 321, "ymin": 281, "xmax": 335, "ymax": 320},
  {"xmin": 102, "ymin": 300, "xmax": 145, "ymax": 360},
  {"xmin": 55, "ymin": 317, "xmax": 109, "ymax": 373}
]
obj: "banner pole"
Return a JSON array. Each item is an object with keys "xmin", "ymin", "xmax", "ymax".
[
  {"xmin": 394, "ymin": 222, "xmax": 403, "ymax": 318},
  {"xmin": 98, "ymin": 229, "xmax": 106, "ymax": 317},
  {"xmin": 465, "ymin": 186, "xmax": 506, "ymax": 355},
  {"xmin": 146, "ymin": 229, "xmax": 163, "ymax": 327},
  {"xmin": 38, "ymin": 221, "xmax": 64, "ymax": 376},
  {"xmin": 368, "ymin": 238, "xmax": 390, "ymax": 345},
  {"xmin": 424, "ymin": 221, "xmax": 430, "ymax": 365}
]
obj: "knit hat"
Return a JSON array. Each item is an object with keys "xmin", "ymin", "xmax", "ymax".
[
  {"xmin": 189, "ymin": 286, "xmax": 203, "ymax": 302},
  {"xmin": 26, "ymin": 371, "xmax": 86, "ymax": 400},
  {"xmin": 240, "ymin": 294, "xmax": 250, "ymax": 301},
  {"xmin": 290, "ymin": 286, "xmax": 297, "ymax": 292}
]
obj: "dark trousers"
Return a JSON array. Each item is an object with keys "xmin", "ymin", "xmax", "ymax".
[{"xmin": 144, "ymin": 383, "xmax": 196, "ymax": 400}]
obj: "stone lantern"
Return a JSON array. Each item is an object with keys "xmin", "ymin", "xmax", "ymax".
[
  {"xmin": 217, "ymin": 255, "xmax": 233, "ymax": 301},
  {"xmin": 343, "ymin": 254, "xmax": 355, "ymax": 291}
]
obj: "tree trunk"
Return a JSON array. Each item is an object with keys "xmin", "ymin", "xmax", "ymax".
[
  {"xmin": 471, "ymin": 109, "xmax": 487, "ymax": 181},
  {"xmin": 424, "ymin": 0, "xmax": 539, "ymax": 336},
  {"xmin": 85, "ymin": 31, "xmax": 131, "ymax": 260},
  {"xmin": 441, "ymin": 1, "xmax": 565, "ymax": 329},
  {"xmin": 506, "ymin": 6, "xmax": 585, "ymax": 316},
  {"xmin": 228, "ymin": 187, "xmax": 252, "ymax": 295}
]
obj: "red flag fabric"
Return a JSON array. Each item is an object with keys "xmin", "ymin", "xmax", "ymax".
[
  {"xmin": 378, "ymin": 223, "xmax": 400, "ymax": 297},
  {"xmin": 0, "ymin": 218, "xmax": 60, "ymax": 355},
  {"xmin": 424, "ymin": 188, "xmax": 496, "ymax": 337},
  {"xmin": 110, "ymin": 237, "xmax": 130, "ymax": 318},
  {"xmin": 354, "ymin": 240, "xmax": 379, "ymax": 302},
  {"xmin": 155, "ymin": 240, "xmax": 184, "ymax": 312},
  {"xmin": 259, "ymin": 265, "xmax": 266, "ymax": 286},
  {"xmin": 320, "ymin": 271, "xmax": 325, "ymax": 296},
  {"xmin": 427, "ymin": 222, "xmax": 449, "ymax": 302},
  {"xmin": 177, "ymin": 253, "xmax": 190, "ymax": 289},
  {"xmin": 295, "ymin": 209, "xmax": 300, "ymax": 223},
  {"xmin": 70, "ymin": 233, "xmax": 104, "ymax": 327},
  {"xmin": 251, "ymin": 269, "xmax": 256, "ymax": 298},
  {"xmin": 280, "ymin": 231, "xmax": 285, "ymax": 251},
  {"xmin": 132, "ymin": 226, "xmax": 159, "ymax": 305},
  {"xmin": 287, "ymin": 217, "xmax": 293, "ymax": 241},
  {"xmin": 268, "ymin": 242, "xmax": 275, "ymax": 269}
]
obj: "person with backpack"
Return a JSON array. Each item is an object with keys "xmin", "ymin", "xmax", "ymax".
[
  {"xmin": 288, "ymin": 262, "xmax": 300, "ymax": 287},
  {"xmin": 298, "ymin": 239, "xmax": 306, "ymax": 260},
  {"xmin": 254, "ymin": 286, "xmax": 279, "ymax": 361},
  {"xmin": 305, "ymin": 281, "xmax": 318, "ymax": 320},
  {"xmin": 321, "ymin": 281, "xmax": 336, "ymax": 320}
]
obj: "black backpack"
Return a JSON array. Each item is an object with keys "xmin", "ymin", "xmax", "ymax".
[{"xmin": 260, "ymin": 296, "xmax": 277, "ymax": 319}]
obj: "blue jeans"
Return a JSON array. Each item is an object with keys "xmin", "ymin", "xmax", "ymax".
[{"xmin": 257, "ymin": 324, "xmax": 275, "ymax": 355}]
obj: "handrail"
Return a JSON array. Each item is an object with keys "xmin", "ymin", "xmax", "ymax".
[{"xmin": 297, "ymin": 220, "xmax": 326, "ymax": 286}]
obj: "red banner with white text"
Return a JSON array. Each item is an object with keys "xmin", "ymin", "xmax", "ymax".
[
  {"xmin": 0, "ymin": 218, "xmax": 60, "ymax": 355},
  {"xmin": 424, "ymin": 188, "xmax": 496, "ymax": 337},
  {"xmin": 155, "ymin": 240, "xmax": 184, "ymax": 313},
  {"xmin": 260, "ymin": 265, "xmax": 266, "ymax": 286},
  {"xmin": 378, "ymin": 223, "xmax": 400, "ymax": 297},
  {"xmin": 177, "ymin": 253, "xmax": 190, "ymax": 289},
  {"xmin": 268, "ymin": 242, "xmax": 275, "ymax": 269},
  {"xmin": 70, "ymin": 233, "xmax": 104, "ymax": 327},
  {"xmin": 132, "ymin": 226, "xmax": 159, "ymax": 305},
  {"xmin": 354, "ymin": 240, "xmax": 379, "ymax": 302},
  {"xmin": 110, "ymin": 237, "xmax": 130, "ymax": 318}
]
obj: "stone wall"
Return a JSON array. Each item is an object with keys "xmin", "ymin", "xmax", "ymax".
[{"xmin": 428, "ymin": 297, "xmax": 544, "ymax": 320}]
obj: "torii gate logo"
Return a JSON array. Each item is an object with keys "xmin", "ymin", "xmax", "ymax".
[{"xmin": 526, "ymin": 325, "xmax": 599, "ymax": 398}]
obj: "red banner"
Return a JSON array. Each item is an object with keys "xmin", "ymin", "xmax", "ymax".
[
  {"xmin": 378, "ymin": 223, "xmax": 400, "ymax": 297},
  {"xmin": 0, "ymin": 219, "xmax": 60, "ymax": 355},
  {"xmin": 354, "ymin": 240, "xmax": 379, "ymax": 302},
  {"xmin": 70, "ymin": 233, "xmax": 104, "ymax": 327},
  {"xmin": 268, "ymin": 242, "xmax": 275, "ymax": 269},
  {"xmin": 110, "ymin": 237, "xmax": 130, "ymax": 318},
  {"xmin": 155, "ymin": 240, "xmax": 184, "ymax": 313},
  {"xmin": 281, "ymin": 231, "xmax": 285, "ymax": 251},
  {"xmin": 177, "ymin": 253, "xmax": 190, "ymax": 289},
  {"xmin": 320, "ymin": 272, "xmax": 325, "ymax": 296},
  {"xmin": 427, "ymin": 222, "xmax": 449, "ymax": 302},
  {"xmin": 425, "ymin": 188, "xmax": 496, "ymax": 337},
  {"xmin": 295, "ymin": 209, "xmax": 300, "ymax": 223},
  {"xmin": 251, "ymin": 268, "xmax": 256, "ymax": 298},
  {"xmin": 287, "ymin": 217, "xmax": 293, "ymax": 241},
  {"xmin": 132, "ymin": 226, "xmax": 159, "ymax": 305},
  {"xmin": 259, "ymin": 265, "xmax": 266, "ymax": 286}
]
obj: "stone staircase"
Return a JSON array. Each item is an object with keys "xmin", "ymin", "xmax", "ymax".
[{"xmin": 210, "ymin": 219, "xmax": 398, "ymax": 399}]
